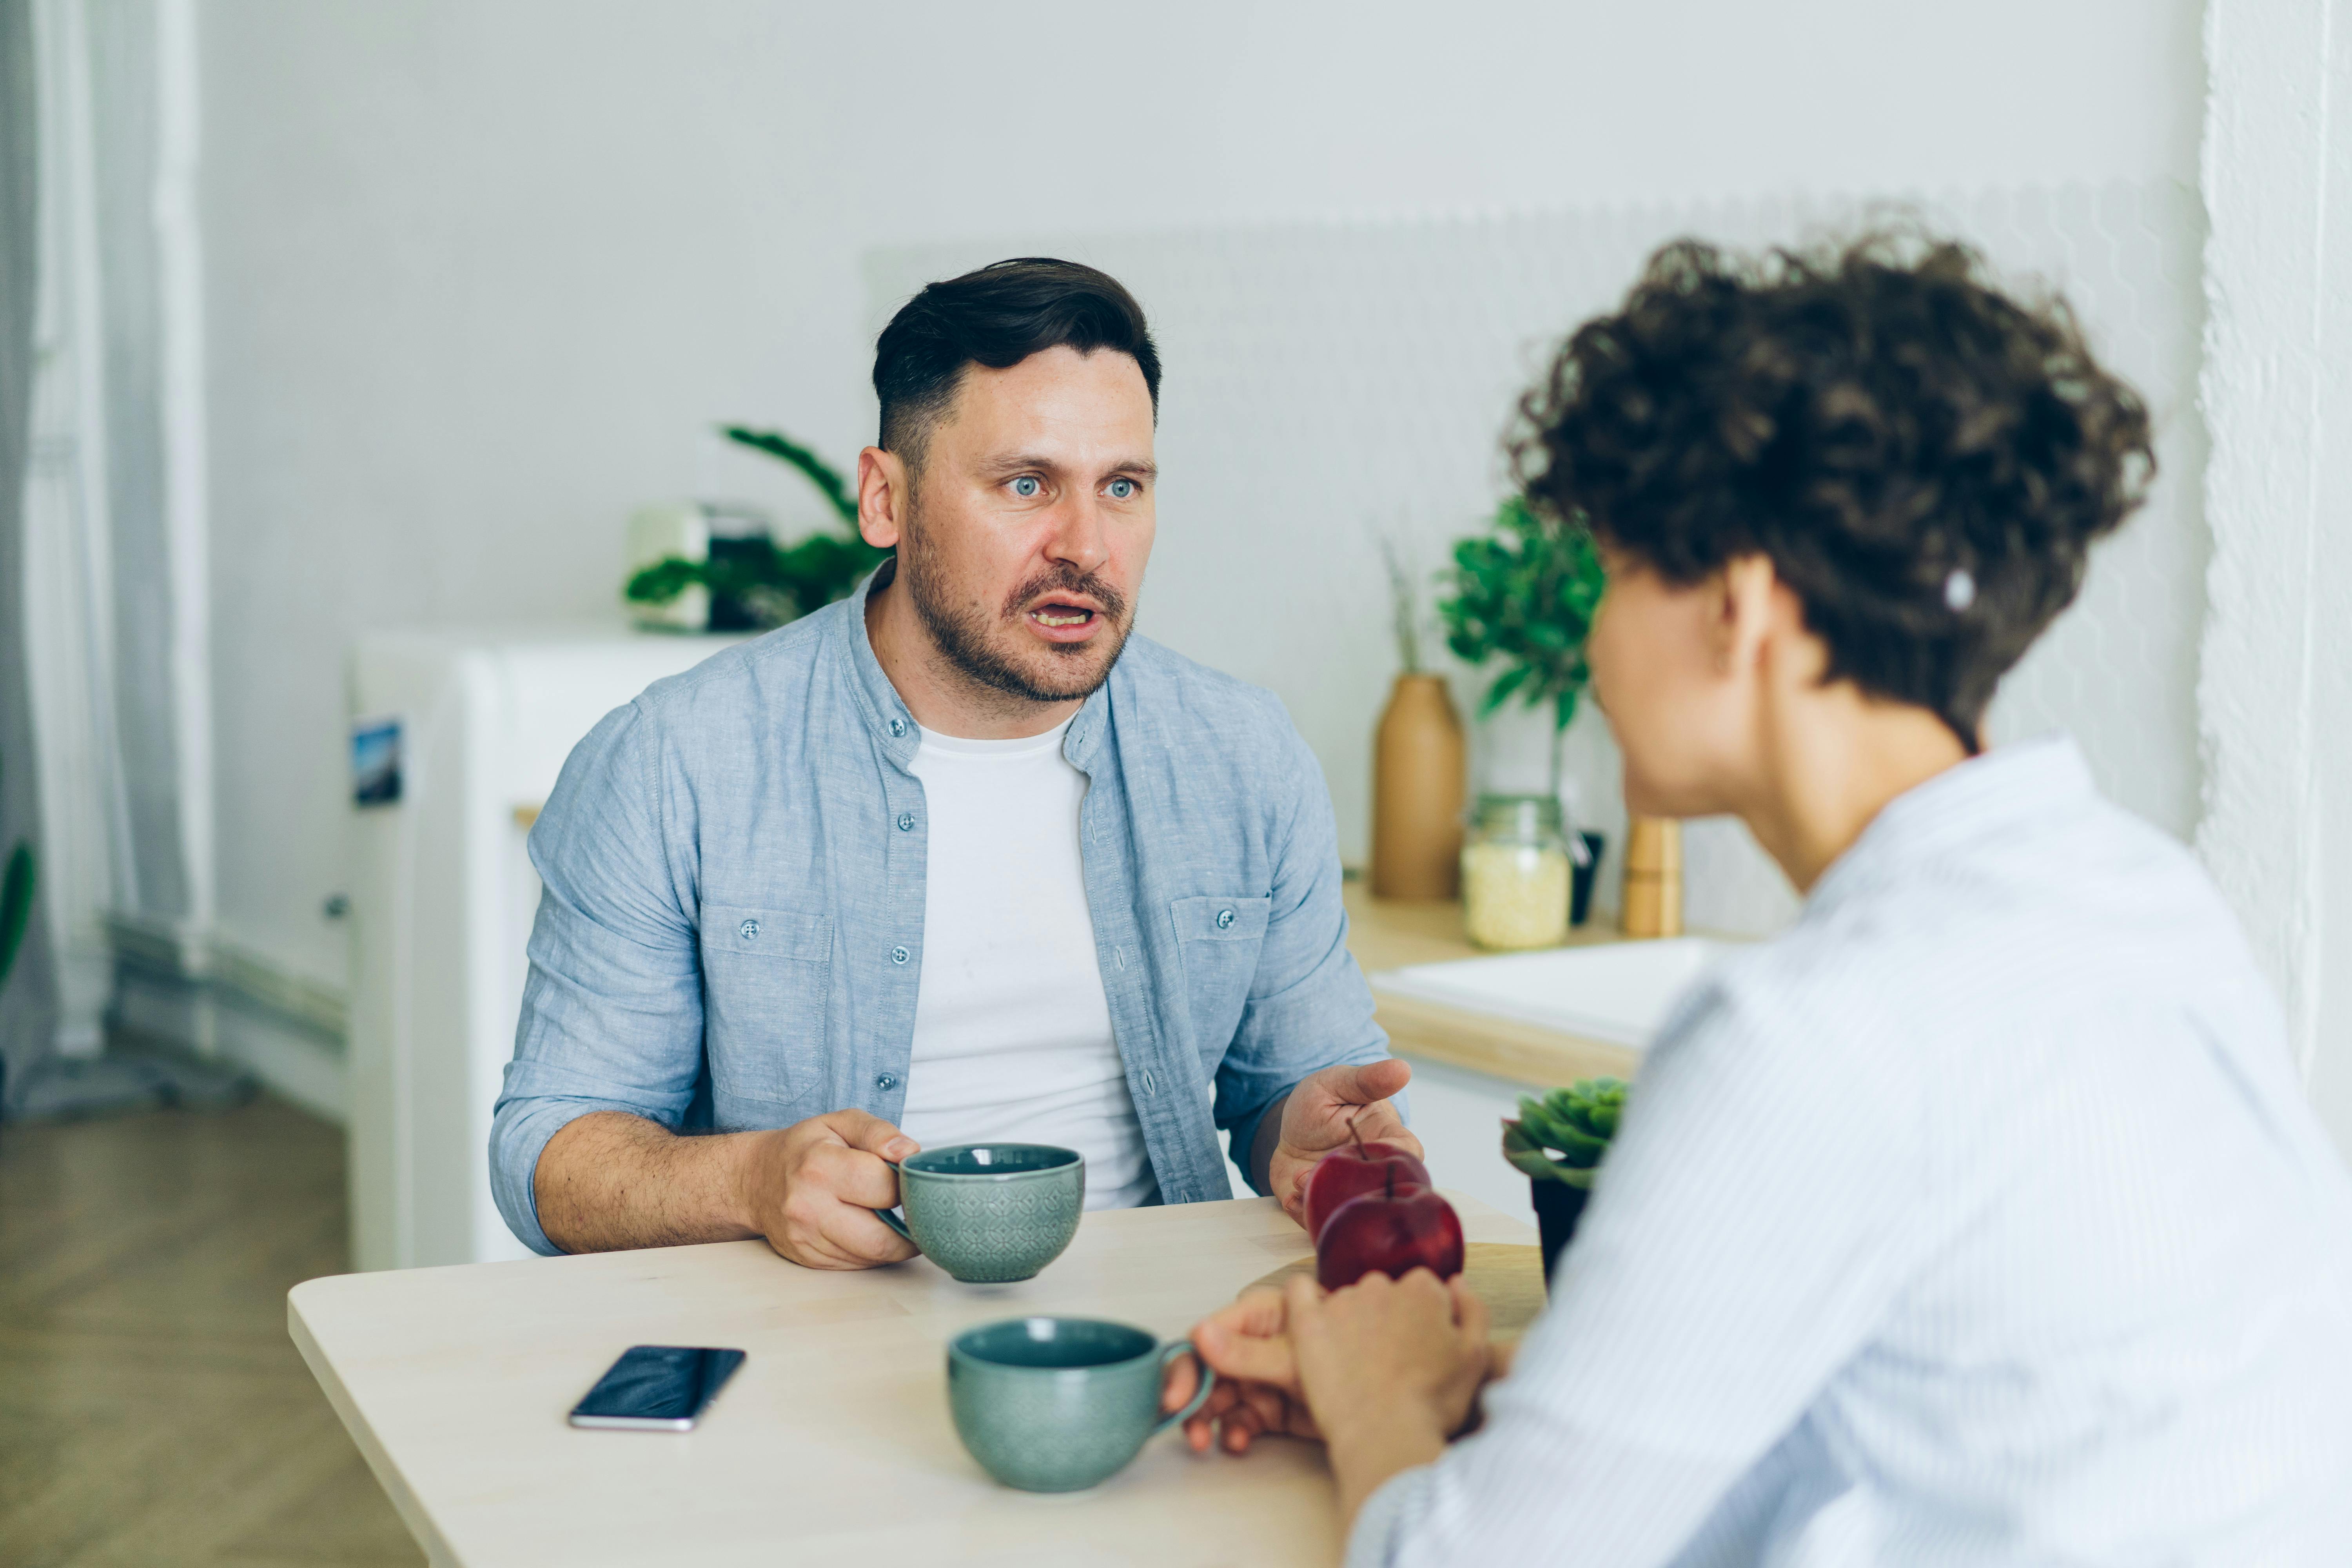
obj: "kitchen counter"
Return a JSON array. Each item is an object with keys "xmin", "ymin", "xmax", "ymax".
[
  {"xmin": 291, "ymin": 1192, "xmax": 1532, "ymax": 1567},
  {"xmin": 1342, "ymin": 884, "xmax": 1641, "ymax": 1090}
]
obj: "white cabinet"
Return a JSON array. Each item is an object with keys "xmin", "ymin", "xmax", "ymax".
[{"xmin": 347, "ymin": 628, "xmax": 740, "ymax": 1270}]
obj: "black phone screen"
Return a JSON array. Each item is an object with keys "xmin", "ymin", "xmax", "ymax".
[{"xmin": 568, "ymin": 1345, "xmax": 746, "ymax": 1431}]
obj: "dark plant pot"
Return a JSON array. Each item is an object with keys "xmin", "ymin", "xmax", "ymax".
[
  {"xmin": 1570, "ymin": 831, "xmax": 1606, "ymax": 926},
  {"xmin": 1531, "ymin": 1176, "xmax": 1591, "ymax": 1283},
  {"xmin": 704, "ymin": 534, "xmax": 769, "ymax": 631}
]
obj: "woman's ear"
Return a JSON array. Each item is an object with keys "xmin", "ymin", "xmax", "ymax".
[{"xmin": 1715, "ymin": 554, "xmax": 1780, "ymax": 674}]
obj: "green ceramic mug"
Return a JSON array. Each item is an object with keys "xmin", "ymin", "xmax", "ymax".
[
  {"xmin": 947, "ymin": 1316, "xmax": 1216, "ymax": 1492},
  {"xmin": 872, "ymin": 1143, "xmax": 1085, "ymax": 1283}
]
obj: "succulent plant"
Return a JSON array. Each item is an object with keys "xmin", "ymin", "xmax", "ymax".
[{"xmin": 1502, "ymin": 1077, "xmax": 1626, "ymax": 1190}]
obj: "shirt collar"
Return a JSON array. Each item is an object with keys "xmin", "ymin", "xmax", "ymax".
[
  {"xmin": 1805, "ymin": 733, "xmax": 2096, "ymax": 913},
  {"xmin": 840, "ymin": 558, "xmax": 1116, "ymax": 775}
]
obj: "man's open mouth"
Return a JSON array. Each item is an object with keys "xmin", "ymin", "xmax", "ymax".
[{"xmin": 1027, "ymin": 602, "xmax": 1099, "ymax": 630}]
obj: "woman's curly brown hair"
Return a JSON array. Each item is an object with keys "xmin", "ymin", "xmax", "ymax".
[{"xmin": 1514, "ymin": 232, "xmax": 2154, "ymax": 750}]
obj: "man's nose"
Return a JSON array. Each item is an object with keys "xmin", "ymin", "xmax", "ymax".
[{"xmin": 1042, "ymin": 492, "xmax": 1109, "ymax": 574}]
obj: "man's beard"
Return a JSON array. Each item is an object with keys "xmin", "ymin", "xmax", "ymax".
[{"xmin": 898, "ymin": 532, "xmax": 1135, "ymax": 707}]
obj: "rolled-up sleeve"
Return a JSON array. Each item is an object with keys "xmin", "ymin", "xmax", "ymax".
[
  {"xmin": 1215, "ymin": 702, "xmax": 1400, "ymax": 1191},
  {"xmin": 490, "ymin": 704, "xmax": 703, "ymax": 1255}
]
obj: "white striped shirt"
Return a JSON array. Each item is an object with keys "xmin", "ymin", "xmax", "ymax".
[{"xmin": 1350, "ymin": 737, "xmax": 2352, "ymax": 1567}]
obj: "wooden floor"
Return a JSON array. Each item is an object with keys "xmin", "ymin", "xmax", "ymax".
[{"xmin": 0, "ymin": 1097, "xmax": 422, "ymax": 1567}]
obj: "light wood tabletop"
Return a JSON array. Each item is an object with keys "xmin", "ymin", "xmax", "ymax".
[
  {"xmin": 1342, "ymin": 885, "xmax": 1642, "ymax": 1089},
  {"xmin": 291, "ymin": 1191, "xmax": 1535, "ymax": 1568}
]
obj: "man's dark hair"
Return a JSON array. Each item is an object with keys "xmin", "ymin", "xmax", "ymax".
[
  {"xmin": 873, "ymin": 258, "xmax": 1160, "ymax": 469},
  {"xmin": 1515, "ymin": 232, "xmax": 2154, "ymax": 750}
]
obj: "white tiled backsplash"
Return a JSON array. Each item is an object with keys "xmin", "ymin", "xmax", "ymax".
[{"xmin": 869, "ymin": 180, "xmax": 2205, "ymax": 938}]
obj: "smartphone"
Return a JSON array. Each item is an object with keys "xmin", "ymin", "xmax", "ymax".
[{"xmin": 567, "ymin": 1345, "xmax": 746, "ymax": 1431}]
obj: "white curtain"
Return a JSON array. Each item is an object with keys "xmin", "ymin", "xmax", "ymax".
[
  {"xmin": 1, "ymin": 0, "xmax": 59, "ymax": 1103},
  {"xmin": 10, "ymin": 0, "xmax": 207, "ymax": 1096}
]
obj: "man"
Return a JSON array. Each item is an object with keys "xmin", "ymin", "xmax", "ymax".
[{"xmin": 490, "ymin": 257, "xmax": 1417, "ymax": 1268}]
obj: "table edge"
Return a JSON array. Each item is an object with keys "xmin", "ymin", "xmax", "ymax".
[{"xmin": 289, "ymin": 1286, "xmax": 462, "ymax": 1568}]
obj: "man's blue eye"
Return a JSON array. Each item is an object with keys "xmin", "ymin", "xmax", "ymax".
[
  {"xmin": 1107, "ymin": 478, "xmax": 1136, "ymax": 500},
  {"xmin": 1012, "ymin": 476, "xmax": 1041, "ymax": 498}
]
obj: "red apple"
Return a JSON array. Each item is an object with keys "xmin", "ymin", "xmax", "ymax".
[
  {"xmin": 1314, "ymin": 1175, "xmax": 1466, "ymax": 1291},
  {"xmin": 1304, "ymin": 1140, "xmax": 1433, "ymax": 1242}
]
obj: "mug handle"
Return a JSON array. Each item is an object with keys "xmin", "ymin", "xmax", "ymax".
[
  {"xmin": 870, "ymin": 1160, "xmax": 918, "ymax": 1247},
  {"xmin": 1151, "ymin": 1341, "xmax": 1216, "ymax": 1437}
]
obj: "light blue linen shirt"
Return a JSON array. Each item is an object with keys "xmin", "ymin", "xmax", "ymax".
[
  {"xmin": 490, "ymin": 566, "xmax": 1392, "ymax": 1256},
  {"xmin": 1352, "ymin": 737, "xmax": 2352, "ymax": 1566}
]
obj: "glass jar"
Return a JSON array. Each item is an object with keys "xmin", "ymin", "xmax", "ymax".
[{"xmin": 1461, "ymin": 794, "xmax": 1572, "ymax": 950}]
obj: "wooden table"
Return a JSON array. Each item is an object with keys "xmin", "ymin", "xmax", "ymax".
[
  {"xmin": 1342, "ymin": 886, "xmax": 1642, "ymax": 1089},
  {"xmin": 292, "ymin": 1192, "xmax": 1534, "ymax": 1567}
]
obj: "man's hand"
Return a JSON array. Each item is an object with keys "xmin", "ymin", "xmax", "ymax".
[
  {"xmin": 1266, "ymin": 1059, "xmax": 1422, "ymax": 1225},
  {"xmin": 736, "ymin": 1109, "xmax": 922, "ymax": 1270}
]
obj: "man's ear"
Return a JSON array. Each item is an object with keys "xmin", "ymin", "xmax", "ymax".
[
  {"xmin": 857, "ymin": 447, "xmax": 909, "ymax": 549},
  {"xmin": 1717, "ymin": 554, "xmax": 1780, "ymax": 674}
]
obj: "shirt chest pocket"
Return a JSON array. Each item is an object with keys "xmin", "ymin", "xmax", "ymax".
[
  {"xmin": 699, "ymin": 904, "xmax": 833, "ymax": 1111},
  {"xmin": 1170, "ymin": 895, "xmax": 1272, "ymax": 1057}
]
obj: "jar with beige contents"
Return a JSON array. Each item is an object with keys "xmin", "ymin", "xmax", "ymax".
[{"xmin": 1461, "ymin": 794, "xmax": 1574, "ymax": 950}]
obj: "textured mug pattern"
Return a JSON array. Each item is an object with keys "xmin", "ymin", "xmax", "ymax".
[
  {"xmin": 904, "ymin": 1167, "xmax": 1084, "ymax": 1283},
  {"xmin": 948, "ymin": 1322, "xmax": 1212, "ymax": 1493}
]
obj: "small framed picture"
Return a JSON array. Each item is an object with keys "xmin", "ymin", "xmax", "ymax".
[{"xmin": 352, "ymin": 717, "xmax": 402, "ymax": 806}]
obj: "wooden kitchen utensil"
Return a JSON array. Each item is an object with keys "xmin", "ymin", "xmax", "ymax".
[
  {"xmin": 1622, "ymin": 816, "xmax": 1683, "ymax": 938},
  {"xmin": 1370, "ymin": 674, "xmax": 1466, "ymax": 900}
]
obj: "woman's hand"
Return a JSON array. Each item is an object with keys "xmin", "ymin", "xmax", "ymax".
[
  {"xmin": 1161, "ymin": 1287, "xmax": 1322, "ymax": 1453},
  {"xmin": 1288, "ymin": 1269, "xmax": 1492, "ymax": 1524},
  {"xmin": 1166, "ymin": 1265, "xmax": 1496, "ymax": 1503}
]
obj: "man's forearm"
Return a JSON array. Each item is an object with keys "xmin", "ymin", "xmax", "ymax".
[{"xmin": 534, "ymin": 1111, "xmax": 764, "ymax": 1254}]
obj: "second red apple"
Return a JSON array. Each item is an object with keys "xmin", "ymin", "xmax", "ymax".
[{"xmin": 1315, "ymin": 1176, "xmax": 1466, "ymax": 1290}]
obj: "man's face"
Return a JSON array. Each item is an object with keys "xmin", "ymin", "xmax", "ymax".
[{"xmin": 891, "ymin": 345, "xmax": 1157, "ymax": 704}]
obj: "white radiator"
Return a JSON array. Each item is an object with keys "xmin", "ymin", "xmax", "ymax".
[{"xmin": 347, "ymin": 628, "xmax": 741, "ymax": 1270}]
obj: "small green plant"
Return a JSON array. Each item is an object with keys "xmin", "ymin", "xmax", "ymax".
[
  {"xmin": 1437, "ymin": 495, "xmax": 1606, "ymax": 797},
  {"xmin": 624, "ymin": 426, "xmax": 890, "ymax": 627},
  {"xmin": 1502, "ymin": 1077, "xmax": 1625, "ymax": 1189},
  {"xmin": 0, "ymin": 744, "xmax": 35, "ymax": 996}
]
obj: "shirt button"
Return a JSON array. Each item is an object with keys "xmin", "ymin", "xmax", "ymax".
[
  {"xmin": 1215, "ymin": 907, "xmax": 1235, "ymax": 930},
  {"xmin": 888, "ymin": 718, "xmax": 908, "ymax": 737},
  {"xmin": 897, "ymin": 812, "xmax": 915, "ymax": 831},
  {"xmin": 891, "ymin": 946, "xmax": 910, "ymax": 965},
  {"xmin": 738, "ymin": 918, "xmax": 760, "ymax": 940},
  {"xmin": 875, "ymin": 1073, "xmax": 898, "ymax": 1091}
]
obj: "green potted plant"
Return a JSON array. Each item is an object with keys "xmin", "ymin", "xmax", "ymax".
[
  {"xmin": 1502, "ymin": 1076, "xmax": 1624, "ymax": 1279},
  {"xmin": 1438, "ymin": 495, "xmax": 1609, "ymax": 922},
  {"xmin": 625, "ymin": 426, "xmax": 890, "ymax": 630}
]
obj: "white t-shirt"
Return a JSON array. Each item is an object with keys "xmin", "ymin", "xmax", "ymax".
[{"xmin": 896, "ymin": 718, "xmax": 1157, "ymax": 1209}]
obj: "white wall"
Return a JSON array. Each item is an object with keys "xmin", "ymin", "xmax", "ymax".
[
  {"xmin": 198, "ymin": 0, "xmax": 2205, "ymax": 992},
  {"xmin": 2196, "ymin": 0, "xmax": 2352, "ymax": 1160}
]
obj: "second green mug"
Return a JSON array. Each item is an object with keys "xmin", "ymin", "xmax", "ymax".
[
  {"xmin": 947, "ymin": 1316, "xmax": 1214, "ymax": 1492},
  {"xmin": 873, "ymin": 1143, "xmax": 1085, "ymax": 1283}
]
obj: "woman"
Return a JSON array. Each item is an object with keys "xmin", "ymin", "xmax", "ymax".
[{"xmin": 1167, "ymin": 235, "xmax": 2352, "ymax": 1564}]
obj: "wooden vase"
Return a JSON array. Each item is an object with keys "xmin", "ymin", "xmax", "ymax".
[
  {"xmin": 1370, "ymin": 674, "xmax": 1466, "ymax": 900},
  {"xmin": 1621, "ymin": 816, "xmax": 1683, "ymax": 938}
]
